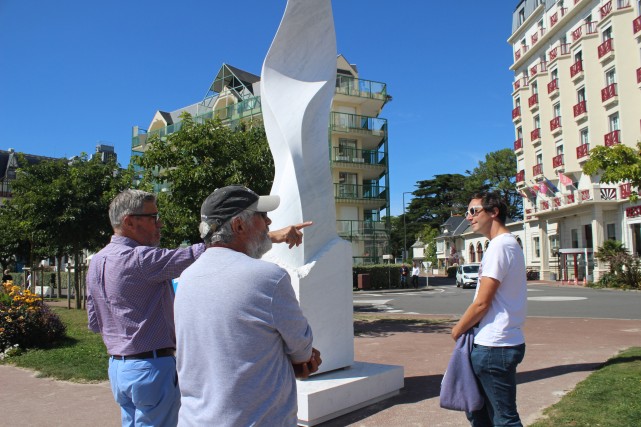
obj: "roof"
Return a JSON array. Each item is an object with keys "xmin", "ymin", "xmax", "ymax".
[
  {"xmin": 437, "ymin": 216, "xmax": 467, "ymax": 238},
  {"xmin": 0, "ymin": 150, "xmax": 60, "ymax": 180}
]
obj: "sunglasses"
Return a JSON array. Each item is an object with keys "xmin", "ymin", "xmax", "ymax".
[
  {"xmin": 129, "ymin": 212, "xmax": 160, "ymax": 223},
  {"xmin": 465, "ymin": 206, "xmax": 484, "ymax": 217}
]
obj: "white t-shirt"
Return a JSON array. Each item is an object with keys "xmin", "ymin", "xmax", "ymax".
[{"xmin": 473, "ymin": 233, "xmax": 527, "ymax": 346}]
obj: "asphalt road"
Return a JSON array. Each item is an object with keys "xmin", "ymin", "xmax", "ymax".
[{"xmin": 354, "ymin": 278, "xmax": 641, "ymax": 320}]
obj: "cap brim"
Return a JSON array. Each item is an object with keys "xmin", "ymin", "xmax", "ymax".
[{"xmin": 251, "ymin": 195, "xmax": 280, "ymax": 213}]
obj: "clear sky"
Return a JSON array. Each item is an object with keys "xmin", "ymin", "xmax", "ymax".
[{"xmin": 0, "ymin": 0, "xmax": 517, "ymax": 216}]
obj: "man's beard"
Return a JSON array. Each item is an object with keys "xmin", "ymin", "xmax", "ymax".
[{"xmin": 247, "ymin": 231, "xmax": 273, "ymax": 259}]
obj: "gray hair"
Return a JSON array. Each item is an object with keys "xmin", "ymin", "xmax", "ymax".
[
  {"xmin": 200, "ymin": 209, "xmax": 254, "ymax": 246},
  {"xmin": 109, "ymin": 189, "xmax": 156, "ymax": 229}
]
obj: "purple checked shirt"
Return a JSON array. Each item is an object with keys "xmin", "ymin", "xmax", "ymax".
[{"xmin": 86, "ymin": 235, "xmax": 205, "ymax": 356}]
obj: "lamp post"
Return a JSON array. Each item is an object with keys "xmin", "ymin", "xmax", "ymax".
[{"xmin": 402, "ymin": 192, "xmax": 412, "ymax": 262}]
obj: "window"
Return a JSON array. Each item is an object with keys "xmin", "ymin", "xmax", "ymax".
[
  {"xmin": 585, "ymin": 14, "xmax": 593, "ymax": 24},
  {"xmin": 515, "ymin": 97, "xmax": 521, "ymax": 107},
  {"xmin": 603, "ymin": 27, "xmax": 612, "ymax": 41},
  {"xmin": 607, "ymin": 223, "xmax": 616, "ymax": 241},
  {"xmin": 609, "ymin": 113, "xmax": 620, "ymax": 131},
  {"xmin": 551, "ymin": 68, "xmax": 558, "ymax": 80},
  {"xmin": 536, "ymin": 151, "xmax": 543, "ymax": 165},
  {"xmin": 556, "ymin": 142, "xmax": 564, "ymax": 155},
  {"xmin": 537, "ymin": 19, "xmax": 544, "ymax": 31},
  {"xmin": 518, "ymin": 8, "xmax": 525, "ymax": 25},
  {"xmin": 532, "ymin": 81, "xmax": 538, "ymax": 95},
  {"xmin": 574, "ymin": 50, "xmax": 583, "ymax": 63},
  {"xmin": 606, "ymin": 68, "xmax": 616, "ymax": 85},
  {"xmin": 338, "ymin": 138, "xmax": 357, "ymax": 159},
  {"xmin": 549, "ymin": 235, "xmax": 560, "ymax": 254},
  {"xmin": 533, "ymin": 237, "xmax": 541, "ymax": 258},
  {"xmin": 338, "ymin": 172, "xmax": 358, "ymax": 197},
  {"xmin": 577, "ymin": 87, "xmax": 586, "ymax": 102},
  {"xmin": 584, "ymin": 225, "xmax": 593, "ymax": 248},
  {"xmin": 534, "ymin": 115, "xmax": 540, "ymax": 129},
  {"xmin": 517, "ymin": 127, "xmax": 523, "ymax": 139},
  {"xmin": 571, "ymin": 229, "xmax": 579, "ymax": 248},
  {"xmin": 580, "ymin": 127, "xmax": 589, "ymax": 146},
  {"xmin": 554, "ymin": 102, "xmax": 561, "ymax": 118}
]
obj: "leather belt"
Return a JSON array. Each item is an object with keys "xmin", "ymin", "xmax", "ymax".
[{"xmin": 111, "ymin": 347, "xmax": 175, "ymax": 360}]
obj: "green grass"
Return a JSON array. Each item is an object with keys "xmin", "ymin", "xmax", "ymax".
[
  {"xmin": 1, "ymin": 307, "xmax": 109, "ymax": 382},
  {"xmin": 530, "ymin": 347, "xmax": 641, "ymax": 427}
]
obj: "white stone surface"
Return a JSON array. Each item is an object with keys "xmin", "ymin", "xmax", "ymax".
[{"xmin": 296, "ymin": 362, "xmax": 405, "ymax": 426}]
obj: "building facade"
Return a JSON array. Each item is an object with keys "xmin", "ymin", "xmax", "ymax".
[
  {"xmin": 132, "ymin": 56, "xmax": 392, "ymax": 264},
  {"xmin": 509, "ymin": 0, "xmax": 641, "ymax": 281}
]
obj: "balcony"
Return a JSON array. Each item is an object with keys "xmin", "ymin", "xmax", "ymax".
[
  {"xmin": 334, "ymin": 183, "xmax": 386, "ymax": 204},
  {"xmin": 516, "ymin": 170, "xmax": 525, "ymax": 183},
  {"xmin": 634, "ymin": 15, "xmax": 641, "ymax": 37},
  {"xmin": 514, "ymin": 138, "xmax": 523, "ymax": 154},
  {"xmin": 573, "ymin": 100, "xmax": 588, "ymax": 122},
  {"xmin": 528, "ymin": 93, "xmax": 539, "ymax": 111},
  {"xmin": 553, "ymin": 153, "xmax": 565, "ymax": 169},
  {"xmin": 572, "ymin": 22, "xmax": 598, "ymax": 43},
  {"xmin": 530, "ymin": 61, "xmax": 548, "ymax": 79},
  {"xmin": 513, "ymin": 77, "xmax": 529, "ymax": 92},
  {"xmin": 547, "ymin": 78, "xmax": 560, "ymax": 98},
  {"xmin": 576, "ymin": 143, "xmax": 590, "ymax": 161},
  {"xmin": 601, "ymin": 83, "xmax": 618, "ymax": 107},
  {"xmin": 512, "ymin": 106, "xmax": 521, "ymax": 123},
  {"xmin": 514, "ymin": 49, "xmax": 522, "ymax": 61},
  {"xmin": 330, "ymin": 112, "xmax": 387, "ymax": 143},
  {"xmin": 336, "ymin": 220, "xmax": 389, "ymax": 240},
  {"xmin": 600, "ymin": 1, "xmax": 613, "ymax": 19},
  {"xmin": 531, "ymin": 128, "xmax": 541, "ymax": 146},
  {"xmin": 335, "ymin": 75, "xmax": 388, "ymax": 116},
  {"xmin": 620, "ymin": 183, "xmax": 632, "ymax": 199},
  {"xmin": 579, "ymin": 189, "xmax": 592, "ymax": 202},
  {"xmin": 637, "ymin": 67, "xmax": 641, "ymax": 87},
  {"xmin": 550, "ymin": 116, "xmax": 563, "ymax": 136},
  {"xmin": 531, "ymin": 32, "xmax": 539, "ymax": 45},
  {"xmin": 604, "ymin": 129, "xmax": 620, "ymax": 146},
  {"xmin": 332, "ymin": 147, "xmax": 386, "ymax": 173},
  {"xmin": 548, "ymin": 43, "xmax": 570, "ymax": 63},
  {"xmin": 533, "ymin": 163, "xmax": 543, "ymax": 178},
  {"xmin": 598, "ymin": 38, "xmax": 614, "ymax": 63},
  {"xmin": 570, "ymin": 60, "xmax": 584, "ymax": 83}
]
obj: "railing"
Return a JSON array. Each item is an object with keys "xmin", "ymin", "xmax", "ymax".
[
  {"xmin": 531, "ymin": 128, "xmax": 541, "ymax": 142},
  {"xmin": 567, "ymin": 193, "xmax": 575, "ymax": 203},
  {"xmin": 550, "ymin": 116, "xmax": 562, "ymax": 131},
  {"xmin": 553, "ymin": 197, "xmax": 562, "ymax": 208},
  {"xmin": 336, "ymin": 220, "xmax": 389, "ymax": 238},
  {"xmin": 512, "ymin": 106, "xmax": 521, "ymax": 119},
  {"xmin": 332, "ymin": 147, "xmax": 385, "ymax": 165},
  {"xmin": 533, "ymin": 163, "xmax": 543, "ymax": 176},
  {"xmin": 515, "ymin": 49, "xmax": 522, "ymax": 61},
  {"xmin": 576, "ymin": 143, "xmax": 590, "ymax": 159},
  {"xmin": 330, "ymin": 112, "xmax": 387, "ymax": 136},
  {"xmin": 598, "ymin": 38, "xmax": 614, "ymax": 59},
  {"xmin": 335, "ymin": 75, "xmax": 387, "ymax": 101},
  {"xmin": 549, "ymin": 43, "xmax": 570, "ymax": 61},
  {"xmin": 600, "ymin": 1, "xmax": 612, "ymax": 19},
  {"xmin": 551, "ymin": 12, "xmax": 559, "ymax": 27},
  {"xmin": 637, "ymin": 67, "xmax": 641, "ymax": 84},
  {"xmin": 634, "ymin": 16, "xmax": 641, "ymax": 35},
  {"xmin": 553, "ymin": 154, "xmax": 565, "ymax": 168},
  {"xmin": 514, "ymin": 138, "xmax": 523, "ymax": 151},
  {"xmin": 541, "ymin": 200, "xmax": 550, "ymax": 210},
  {"xmin": 334, "ymin": 183, "xmax": 386, "ymax": 201},
  {"xmin": 621, "ymin": 183, "xmax": 632, "ymax": 199},
  {"xmin": 573, "ymin": 100, "xmax": 587, "ymax": 117},
  {"xmin": 604, "ymin": 129, "xmax": 620, "ymax": 146},
  {"xmin": 601, "ymin": 83, "xmax": 617, "ymax": 102},
  {"xmin": 572, "ymin": 22, "xmax": 597, "ymax": 42},
  {"xmin": 528, "ymin": 94, "xmax": 539, "ymax": 108},
  {"xmin": 548, "ymin": 78, "xmax": 559, "ymax": 94},
  {"xmin": 531, "ymin": 32, "xmax": 539, "ymax": 45},
  {"xmin": 570, "ymin": 60, "xmax": 583, "ymax": 77},
  {"xmin": 513, "ymin": 77, "xmax": 529, "ymax": 91},
  {"xmin": 516, "ymin": 170, "xmax": 525, "ymax": 183},
  {"xmin": 0, "ymin": 179, "xmax": 12, "ymax": 198},
  {"xmin": 580, "ymin": 189, "xmax": 591, "ymax": 201}
]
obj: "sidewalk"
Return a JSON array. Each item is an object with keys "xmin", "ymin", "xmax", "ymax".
[{"xmin": 2, "ymin": 306, "xmax": 640, "ymax": 426}]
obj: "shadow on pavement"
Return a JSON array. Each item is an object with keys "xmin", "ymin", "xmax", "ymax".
[
  {"xmin": 354, "ymin": 318, "xmax": 454, "ymax": 338},
  {"xmin": 517, "ymin": 362, "xmax": 603, "ymax": 385}
]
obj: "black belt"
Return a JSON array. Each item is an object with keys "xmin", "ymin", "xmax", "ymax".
[{"xmin": 111, "ymin": 347, "xmax": 175, "ymax": 360}]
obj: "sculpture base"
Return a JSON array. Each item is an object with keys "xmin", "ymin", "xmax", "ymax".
[{"xmin": 296, "ymin": 361, "xmax": 404, "ymax": 426}]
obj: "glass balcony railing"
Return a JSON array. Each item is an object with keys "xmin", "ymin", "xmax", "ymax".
[
  {"xmin": 334, "ymin": 183, "xmax": 387, "ymax": 201},
  {"xmin": 336, "ymin": 220, "xmax": 389, "ymax": 238},
  {"xmin": 335, "ymin": 75, "xmax": 387, "ymax": 101},
  {"xmin": 332, "ymin": 147, "xmax": 385, "ymax": 166},
  {"xmin": 330, "ymin": 112, "xmax": 387, "ymax": 136}
]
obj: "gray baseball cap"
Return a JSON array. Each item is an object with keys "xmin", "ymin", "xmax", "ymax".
[{"xmin": 200, "ymin": 185, "xmax": 280, "ymax": 229}]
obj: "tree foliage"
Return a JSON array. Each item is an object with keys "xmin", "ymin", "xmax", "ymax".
[
  {"xmin": 583, "ymin": 142, "xmax": 641, "ymax": 201},
  {"xmin": 134, "ymin": 114, "xmax": 274, "ymax": 246},
  {"xmin": 406, "ymin": 174, "xmax": 470, "ymax": 233}
]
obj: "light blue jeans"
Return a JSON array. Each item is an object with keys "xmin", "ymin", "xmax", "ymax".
[
  {"xmin": 466, "ymin": 343, "xmax": 526, "ymax": 427},
  {"xmin": 108, "ymin": 355, "xmax": 180, "ymax": 427}
]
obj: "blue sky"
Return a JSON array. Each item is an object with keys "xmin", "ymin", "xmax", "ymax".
[{"xmin": 0, "ymin": 0, "xmax": 516, "ymax": 216}]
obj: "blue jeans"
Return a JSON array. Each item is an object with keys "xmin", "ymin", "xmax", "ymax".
[
  {"xmin": 466, "ymin": 343, "xmax": 526, "ymax": 427},
  {"xmin": 108, "ymin": 355, "xmax": 180, "ymax": 427}
]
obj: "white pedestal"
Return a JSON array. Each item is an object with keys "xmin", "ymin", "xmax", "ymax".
[{"xmin": 296, "ymin": 361, "xmax": 404, "ymax": 426}]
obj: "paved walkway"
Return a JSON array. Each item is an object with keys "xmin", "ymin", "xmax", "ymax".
[{"xmin": 1, "ymin": 283, "xmax": 640, "ymax": 426}]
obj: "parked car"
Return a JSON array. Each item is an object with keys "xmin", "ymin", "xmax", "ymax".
[{"xmin": 456, "ymin": 264, "xmax": 480, "ymax": 289}]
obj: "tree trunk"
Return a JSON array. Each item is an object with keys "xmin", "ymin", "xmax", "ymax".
[
  {"xmin": 74, "ymin": 252, "xmax": 81, "ymax": 309},
  {"xmin": 56, "ymin": 254, "xmax": 63, "ymax": 299}
]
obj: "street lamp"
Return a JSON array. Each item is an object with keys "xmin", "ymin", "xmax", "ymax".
[{"xmin": 402, "ymin": 191, "xmax": 413, "ymax": 262}]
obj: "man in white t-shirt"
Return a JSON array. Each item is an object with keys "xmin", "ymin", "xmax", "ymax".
[{"xmin": 452, "ymin": 191, "xmax": 527, "ymax": 427}]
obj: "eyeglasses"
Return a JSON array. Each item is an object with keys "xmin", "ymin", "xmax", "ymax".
[
  {"xmin": 251, "ymin": 211, "xmax": 268, "ymax": 220},
  {"xmin": 465, "ymin": 206, "xmax": 484, "ymax": 217},
  {"xmin": 129, "ymin": 212, "xmax": 160, "ymax": 223}
]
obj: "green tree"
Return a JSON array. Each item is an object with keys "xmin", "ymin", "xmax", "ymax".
[
  {"xmin": 418, "ymin": 225, "xmax": 439, "ymax": 266},
  {"xmin": 134, "ymin": 114, "xmax": 275, "ymax": 246},
  {"xmin": 0, "ymin": 207, "xmax": 26, "ymax": 271},
  {"xmin": 583, "ymin": 142, "xmax": 641, "ymax": 201},
  {"xmin": 466, "ymin": 148, "xmax": 521, "ymax": 220},
  {"xmin": 406, "ymin": 174, "xmax": 470, "ymax": 232}
]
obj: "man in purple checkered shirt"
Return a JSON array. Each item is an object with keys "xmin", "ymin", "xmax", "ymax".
[{"xmin": 87, "ymin": 189, "xmax": 310, "ymax": 427}]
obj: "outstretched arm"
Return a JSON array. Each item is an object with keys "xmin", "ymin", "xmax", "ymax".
[{"xmin": 269, "ymin": 221, "xmax": 313, "ymax": 249}]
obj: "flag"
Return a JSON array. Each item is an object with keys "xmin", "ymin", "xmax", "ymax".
[
  {"xmin": 539, "ymin": 181, "xmax": 548, "ymax": 195},
  {"xmin": 523, "ymin": 184, "xmax": 537, "ymax": 199},
  {"xmin": 558, "ymin": 172, "xmax": 573, "ymax": 188},
  {"xmin": 531, "ymin": 182, "xmax": 540, "ymax": 193},
  {"xmin": 543, "ymin": 177, "xmax": 560, "ymax": 194}
]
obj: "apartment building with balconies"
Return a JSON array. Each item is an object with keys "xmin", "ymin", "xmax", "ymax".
[
  {"xmin": 509, "ymin": 0, "xmax": 641, "ymax": 282},
  {"xmin": 131, "ymin": 56, "xmax": 391, "ymax": 264}
]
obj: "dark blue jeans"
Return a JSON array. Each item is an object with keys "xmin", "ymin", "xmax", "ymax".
[{"xmin": 466, "ymin": 343, "xmax": 526, "ymax": 427}]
